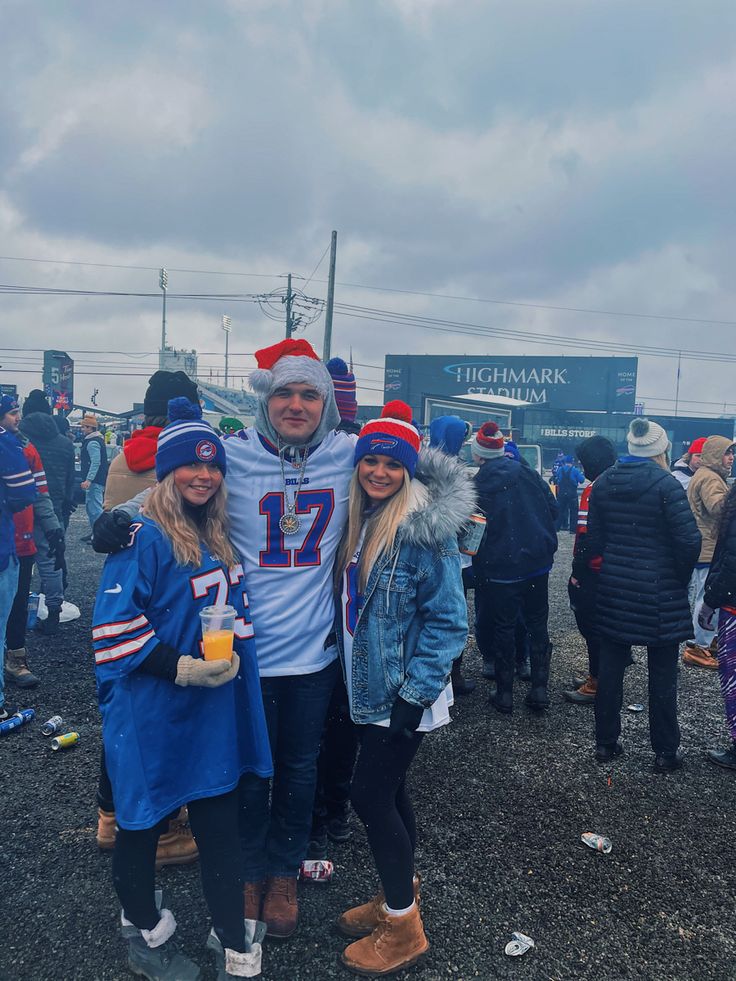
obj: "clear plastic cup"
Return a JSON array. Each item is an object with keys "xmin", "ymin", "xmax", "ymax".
[{"xmin": 199, "ymin": 605, "xmax": 236, "ymax": 662}]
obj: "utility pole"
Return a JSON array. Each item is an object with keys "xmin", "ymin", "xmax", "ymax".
[
  {"xmin": 674, "ymin": 351, "xmax": 682, "ymax": 417},
  {"xmin": 159, "ymin": 268, "xmax": 168, "ymax": 369},
  {"xmin": 222, "ymin": 315, "xmax": 232, "ymax": 388},
  {"xmin": 323, "ymin": 230, "xmax": 337, "ymax": 361},
  {"xmin": 284, "ymin": 274, "xmax": 294, "ymax": 338}
]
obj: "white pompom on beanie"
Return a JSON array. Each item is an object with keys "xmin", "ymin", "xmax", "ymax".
[{"xmin": 627, "ymin": 417, "xmax": 670, "ymax": 458}]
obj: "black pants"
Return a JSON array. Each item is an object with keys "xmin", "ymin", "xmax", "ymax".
[
  {"xmin": 476, "ymin": 574, "xmax": 549, "ymax": 684},
  {"xmin": 6, "ymin": 555, "xmax": 34, "ymax": 650},
  {"xmin": 97, "ymin": 746, "xmax": 115, "ymax": 813},
  {"xmin": 311, "ymin": 674, "xmax": 360, "ymax": 838},
  {"xmin": 113, "ymin": 789, "xmax": 246, "ymax": 952},
  {"xmin": 568, "ymin": 579, "xmax": 600, "ymax": 678},
  {"xmin": 556, "ymin": 493, "xmax": 578, "ymax": 532},
  {"xmin": 595, "ymin": 642, "xmax": 680, "ymax": 755},
  {"xmin": 350, "ymin": 725, "xmax": 423, "ymax": 910}
]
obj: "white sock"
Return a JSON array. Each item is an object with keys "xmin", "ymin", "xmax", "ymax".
[{"xmin": 383, "ymin": 900, "xmax": 416, "ymax": 917}]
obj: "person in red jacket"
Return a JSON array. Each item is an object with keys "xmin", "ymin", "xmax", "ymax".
[
  {"xmin": 2, "ymin": 396, "xmax": 65, "ymax": 689},
  {"xmin": 564, "ymin": 436, "xmax": 617, "ymax": 704}
]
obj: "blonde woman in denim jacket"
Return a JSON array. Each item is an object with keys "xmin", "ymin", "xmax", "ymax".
[{"xmin": 334, "ymin": 401, "xmax": 475, "ymax": 977}]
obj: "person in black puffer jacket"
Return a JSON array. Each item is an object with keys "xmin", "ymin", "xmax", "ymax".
[
  {"xmin": 578, "ymin": 418, "xmax": 701, "ymax": 772},
  {"xmin": 700, "ymin": 484, "xmax": 736, "ymax": 770},
  {"xmin": 473, "ymin": 422, "xmax": 558, "ymax": 714},
  {"xmin": 19, "ymin": 394, "xmax": 76, "ymax": 528}
]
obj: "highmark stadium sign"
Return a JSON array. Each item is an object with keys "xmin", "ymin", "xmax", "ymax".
[{"xmin": 384, "ymin": 355, "xmax": 638, "ymax": 414}]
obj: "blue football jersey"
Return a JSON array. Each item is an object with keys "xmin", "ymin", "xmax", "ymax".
[{"xmin": 92, "ymin": 516, "xmax": 272, "ymax": 830}]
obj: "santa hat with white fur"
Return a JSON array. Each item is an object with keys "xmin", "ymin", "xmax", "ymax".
[{"xmin": 249, "ymin": 338, "xmax": 333, "ymax": 401}]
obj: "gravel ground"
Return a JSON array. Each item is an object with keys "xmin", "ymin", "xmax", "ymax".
[{"xmin": 1, "ymin": 513, "xmax": 735, "ymax": 981}]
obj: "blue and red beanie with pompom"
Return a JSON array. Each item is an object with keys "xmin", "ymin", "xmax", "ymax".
[
  {"xmin": 354, "ymin": 400, "xmax": 421, "ymax": 478},
  {"xmin": 155, "ymin": 397, "xmax": 227, "ymax": 481}
]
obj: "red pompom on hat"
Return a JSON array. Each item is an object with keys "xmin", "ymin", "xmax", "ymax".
[
  {"xmin": 354, "ymin": 400, "xmax": 421, "ymax": 477},
  {"xmin": 249, "ymin": 338, "xmax": 332, "ymax": 400},
  {"xmin": 471, "ymin": 420, "xmax": 506, "ymax": 459}
]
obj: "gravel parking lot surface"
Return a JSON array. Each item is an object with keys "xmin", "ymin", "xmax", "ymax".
[{"xmin": 1, "ymin": 516, "xmax": 734, "ymax": 980}]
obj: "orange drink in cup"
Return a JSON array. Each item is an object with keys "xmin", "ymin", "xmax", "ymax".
[{"xmin": 199, "ymin": 605, "xmax": 236, "ymax": 662}]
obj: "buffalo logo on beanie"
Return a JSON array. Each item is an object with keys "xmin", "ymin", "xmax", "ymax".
[
  {"xmin": 471, "ymin": 421, "xmax": 506, "ymax": 459},
  {"xmin": 354, "ymin": 401, "xmax": 421, "ymax": 478},
  {"xmin": 156, "ymin": 398, "xmax": 227, "ymax": 481},
  {"xmin": 627, "ymin": 418, "xmax": 670, "ymax": 458}
]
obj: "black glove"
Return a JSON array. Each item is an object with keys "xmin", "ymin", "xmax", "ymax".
[
  {"xmin": 92, "ymin": 510, "xmax": 133, "ymax": 554},
  {"xmin": 388, "ymin": 697, "xmax": 424, "ymax": 742},
  {"xmin": 46, "ymin": 528, "xmax": 66, "ymax": 570},
  {"xmin": 62, "ymin": 500, "xmax": 77, "ymax": 520}
]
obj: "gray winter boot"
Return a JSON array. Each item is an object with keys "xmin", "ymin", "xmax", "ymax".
[
  {"xmin": 5, "ymin": 648, "xmax": 39, "ymax": 689},
  {"xmin": 121, "ymin": 894, "xmax": 202, "ymax": 981},
  {"xmin": 206, "ymin": 920, "xmax": 266, "ymax": 978}
]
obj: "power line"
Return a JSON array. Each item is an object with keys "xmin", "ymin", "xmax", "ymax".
[{"xmin": 1, "ymin": 252, "xmax": 733, "ymax": 328}]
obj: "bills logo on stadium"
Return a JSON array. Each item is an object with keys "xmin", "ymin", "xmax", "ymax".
[
  {"xmin": 370, "ymin": 437, "xmax": 398, "ymax": 451},
  {"xmin": 195, "ymin": 439, "xmax": 217, "ymax": 462}
]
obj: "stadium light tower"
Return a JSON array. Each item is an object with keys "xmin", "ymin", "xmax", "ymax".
[
  {"xmin": 222, "ymin": 315, "xmax": 232, "ymax": 388},
  {"xmin": 159, "ymin": 268, "xmax": 168, "ymax": 368}
]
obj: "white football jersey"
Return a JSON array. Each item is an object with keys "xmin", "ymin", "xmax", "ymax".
[{"xmin": 225, "ymin": 428, "xmax": 355, "ymax": 676}]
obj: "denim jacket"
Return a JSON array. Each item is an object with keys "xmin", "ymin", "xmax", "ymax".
[{"xmin": 336, "ymin": 447, "xmax": 476, "ymax": 724}]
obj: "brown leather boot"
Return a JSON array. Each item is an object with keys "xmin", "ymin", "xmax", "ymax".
[
  {"xmin": 563, "ymin": 675, "xmax": 597, "ymax": 704},
  {"xmin": 262, "ymin": 876, "xmax": 298, "ymax": 938},
  {"xmin": 154, "ymin": 807, "xmax": 199, "ymax": 869},
  {"xmin": 682, "ymin": 643, "xmax": 719, "ymax": 670},
  {"xmin": 337, "ymin": 875, "xmax": 422, "ymax": 938},
  {"xmin": 5, "ymin": 648, "xmax": 39, "ymax": 689},
  {"xmin": 244, "ymin": 879, "xmax": 265, "ymax": 920},
  {"xmin": 341, "ymin": 904, "xmax": 429, "ymax": 976},
  {"xmin": 96, "ymin": 808, "xmax": 116, "ymax": 850}
]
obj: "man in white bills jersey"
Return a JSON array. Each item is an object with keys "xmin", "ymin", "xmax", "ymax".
[{"xmin": 226, "ymin": 338, "xmax": 355, "ymax": 938}]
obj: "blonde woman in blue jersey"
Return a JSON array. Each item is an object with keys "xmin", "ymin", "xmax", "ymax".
[
  {"xmin": 92, "ymin": 399, "xmax": 271, "ymax": 981},
  {"xmin": 335, "ymin": 401, "xmax": 475, "ymax": 977}
]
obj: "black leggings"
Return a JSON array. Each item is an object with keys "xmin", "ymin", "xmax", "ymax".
[
  {"xmin": 6, "ymin": 555, "xmax": 34, "ymax": 650},
  {"xmin": 112, "ymin": 789, "xmax": 245, "ymax": 952},
  {"xmin": 350, "ymin": 724, "xmax": 423, "ymax": 910}
]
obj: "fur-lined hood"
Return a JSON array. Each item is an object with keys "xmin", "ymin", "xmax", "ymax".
[{"xmin": 398, "ymin": 445, "xmax": 477, "ymax": 548}]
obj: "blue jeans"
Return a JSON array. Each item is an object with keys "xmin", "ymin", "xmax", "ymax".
[
  {"xmin": 85, "ymin": 482, "xmax": 104, "ymax": 531},
  {"xmin": 0, "ymin": 557, "xmax": 20, "ymax": 710},
  {"xmin": 33, "ymin": 526, "xmax": 64, "ymax": 613},
  {"xmin": 239, "ymin": 658, "xmax": 339, "ymax": 880}
]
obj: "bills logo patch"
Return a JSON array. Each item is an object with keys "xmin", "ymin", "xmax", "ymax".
[
  {"xmin": 196, "ymin": 439, "xmax": 217, "ymax": 462},
  {"xmin": 370, "ymin": 437, "xmax": 398, "ymax": 451}
]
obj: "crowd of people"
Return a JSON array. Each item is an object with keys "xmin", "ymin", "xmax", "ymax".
[{"xmin": 1, "ymin": 344, "xmax": 734, "ymax": 980}]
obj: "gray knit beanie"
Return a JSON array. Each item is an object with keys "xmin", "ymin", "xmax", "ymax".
[{"xmin": 627, "ymin": 418, "xmax": 670, "ymax": 458}]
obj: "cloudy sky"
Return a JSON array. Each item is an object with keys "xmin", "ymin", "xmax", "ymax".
[{"xmin": 1, "ymin": 0, "xmax": 735, "ymax": 416}]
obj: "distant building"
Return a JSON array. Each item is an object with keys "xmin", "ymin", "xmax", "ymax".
[{"xmin": 160, "ymin": 347, "xmax": 198, "ymax": 376}]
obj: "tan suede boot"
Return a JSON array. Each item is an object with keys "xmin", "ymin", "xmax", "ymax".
[
  {"xmin": 154, "ymin": 807, "xmax": 199, "ymax": 868},
  {"xmin": 337, "ymin": 875, "xmax": 422, "ymax": 939},
  {"xmin": 5, "ymin": 648, "xmax": 39, "ymax": 689},
  {"xmin": 96, "ymin": 808, "xmax": 117, "ymax": 850},
  {"xmin": 341, "ymin": 904, "xmax": 429, "ymax": 976}
]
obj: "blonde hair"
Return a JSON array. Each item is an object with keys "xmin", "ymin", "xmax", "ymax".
[
  {"xmin": 143, "ymin": 472, "xmax": 237, "ymax": 569},
  {"xmin": 337, "ymin": 469, "xmax": 413, "ymax": 592},
  {"xmin": 651, "ymin": 451, "xmax": 670, "ymax": 471}
]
